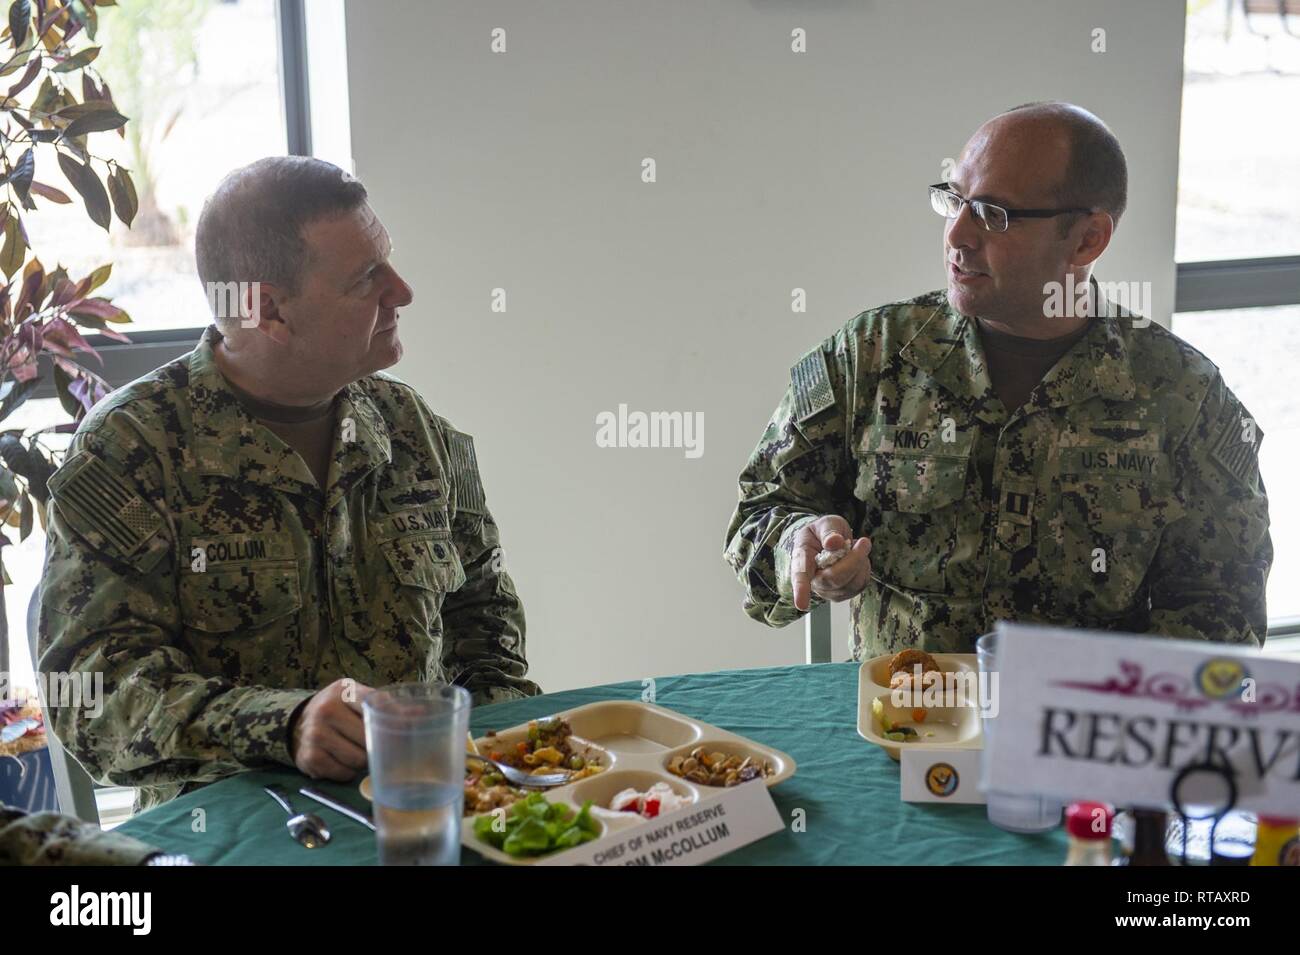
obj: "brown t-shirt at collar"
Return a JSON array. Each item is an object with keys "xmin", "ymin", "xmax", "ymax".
[
  {"xmin": 224, "ymin": 376, "xmax": 338, "ymax": 490},
  {"xmin": 976, "ymin": 318, "xmax": 1093, "ymax": 413}
]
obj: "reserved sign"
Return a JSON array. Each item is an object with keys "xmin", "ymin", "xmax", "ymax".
[
  {"xmin": 537, "ymin": 779, "xmax": 784, "ymax": 866},
  {"xmin": 984, "ymin": 622, "xmax": 1300, "ymax": 815}
]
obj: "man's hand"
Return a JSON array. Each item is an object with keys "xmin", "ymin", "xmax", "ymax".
[
  {"xmin": 790, "ymin": 515, "xmax": 872, "ymax": 612},
  {"xmin": 290, "ymin": 678, "xmax": 373, "ymax": 781}
]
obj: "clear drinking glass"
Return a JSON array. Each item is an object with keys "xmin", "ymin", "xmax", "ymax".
[
  {"xmin": 363, "ymin": 682, "xmax": 471, "ymax": 866},
  {"xmin": 976, "ymin": 632, "xmax": 1062, "ymax": 834}
]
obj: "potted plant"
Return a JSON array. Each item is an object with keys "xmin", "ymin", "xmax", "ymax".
[{"xmin": 0, "ymin": 0, "xmax": 136, "ymax": 674}]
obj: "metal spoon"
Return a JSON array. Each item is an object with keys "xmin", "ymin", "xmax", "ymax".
[
  {"xmin": 466, "ymin": 752, "xmax": 572, "ymax": 788},
  {"xmin": 264, "ymin": 784, "xmax": 332, "ymax": 848}
]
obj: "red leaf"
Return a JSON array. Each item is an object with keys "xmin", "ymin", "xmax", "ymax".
[
  {"xmin": 14, "ymin": 267, "xmax": 43, "ymax": 320},
  {"xmin": 8, "ymin": 359, "xmax": 38, "ymax": 382},
  {"xmin": 66, "ymin": 296, "xmax": 123, "ymax": 320},
  {"xmin": 42, "ymin": 316, "xmax": 96, "ymax": 356},
  {"xmin": 50, "ymin": 354, "xmax": 84, "ymax": 378},
  {"xmin": 50, "ymin": 277, "xmax": 80, "ymax": 308},
  {"xmin": 91, "ymin": 325, "xmax": 129, "ymax": 343},
  {"xmin": 6, "ymin": 57, "xmax": 41, "ymax": 99}
]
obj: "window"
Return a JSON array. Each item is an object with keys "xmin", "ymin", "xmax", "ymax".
[
  {"xmin": 1178, "ymin": 0, "xmax": 1300, "ymax": 260},
  {"xmin": 23, "ymin": 0, "xmax": 288, "ymax": 335},
  {"xmin": 1174, "ymin": 1, "xmax": 1300, "ymax": 642},
  {"xmin": 1173, "ymin": 306, "xmax": 1300, "ymax": 624}
]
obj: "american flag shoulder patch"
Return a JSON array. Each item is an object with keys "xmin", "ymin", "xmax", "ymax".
[
  {"xmin": 1208, "ymin": 404, "xmax": 1262, "ymax": 487},
  {"xmin": 446, "ymin": 430, "xmax": 486, "ymax": 515},
  {"xmin": 48, "ymin": 450, "xmax": 165, "ymax": 564},
  {"xmin": 791, "ymin": 348, "xmax": 836, "ymax": 423}
]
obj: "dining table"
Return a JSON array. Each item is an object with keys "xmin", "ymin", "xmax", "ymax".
[{"xmin": 115, "ymin": 662, "xmax": 1068, "ymax": 865}]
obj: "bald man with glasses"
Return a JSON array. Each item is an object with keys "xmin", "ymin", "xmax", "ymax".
[{"xmin": 724, "ymin": 102, "xmax": 1272, "ymax": 657}]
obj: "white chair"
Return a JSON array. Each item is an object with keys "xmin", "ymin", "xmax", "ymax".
[
  {"xmin": 27, "ymin": 583, "xmax": 101, "ymax": 825},
  {"xmin": 805, "ymin": 600, "xmax": 833, "ymax": 664}
]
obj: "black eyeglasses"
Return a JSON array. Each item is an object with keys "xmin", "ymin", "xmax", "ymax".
[{"xmin": 928, "ymin": 182, "xmax": 1094, "ymax": 233}]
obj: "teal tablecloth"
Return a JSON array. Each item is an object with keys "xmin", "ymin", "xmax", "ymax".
[{"xmin": 116, "ymin": 663, "xmax": 1068, "ymax": 865}]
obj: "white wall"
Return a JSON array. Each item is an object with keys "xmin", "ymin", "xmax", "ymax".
[{"xmin": 341, "ymin": 0, "xmax": 1186, "ymax": 693}]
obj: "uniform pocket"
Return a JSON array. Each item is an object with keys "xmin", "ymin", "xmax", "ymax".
[
  {"xmin": 1059, "ymin": 471, "xmax": 1182, "ymax": 615},
  {"xmin": 367, "ymin": 533, "xmax": 466, "ymax": 652},
  {"xmin": 179, "ymin": 560, "xmax": 301, "ymax": 634},
  {"xmin": 854, "ymin": 424, "xmax": 974, "ymax": 593},
  {"xmin": 382, "ymin": 535, "xmax": 466, "ymax": 593}
]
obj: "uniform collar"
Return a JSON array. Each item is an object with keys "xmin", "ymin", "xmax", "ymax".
[
  {"xmin": 188, "ymin": 325, "xmax": 393, "ymax": 496},
  {"xmin": 899, "ymin": 281, "xmax": 1137, "ymax": 411},
  {"xmin": 330, "ymin": 379, "xmax": 394, "ymax": 503}
]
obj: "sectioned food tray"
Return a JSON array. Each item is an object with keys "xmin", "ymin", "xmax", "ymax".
[
  {"xmin": 856, "ymin": 652, "xmax": 984, "ymax": 761},
  {"xmin": 364, "ymin": 699, "xmax": 796, "ymax": 865}
]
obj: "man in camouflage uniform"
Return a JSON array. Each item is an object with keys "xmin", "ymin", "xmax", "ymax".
[
  {"xmin": 725, "ymin": 103, "xmax": 1272, "ymax": 658},
  {"xmin": 39, "ymin": 157, "xmax": 539, "ymax": 812}
]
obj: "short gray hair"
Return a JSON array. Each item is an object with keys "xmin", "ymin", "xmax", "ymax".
[{"xmin": 195, "ymin": 156, "xmax": 369, "ymax": 320}]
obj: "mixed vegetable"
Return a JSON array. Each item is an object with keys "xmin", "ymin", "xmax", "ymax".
[
  {"xmin": 872, "ymin": 697, "xmax": 937, "ymax": 743},
  {"xmin": 472, "ymin": 793, "xmax": 601, "ymax": 856},
  {"xmin": 464, "ymin": 765, "xmax": 526, "ymax": 816},
  {"xmin": 483, "ymin": 717, "xmax": 604, "ymax": 781}
]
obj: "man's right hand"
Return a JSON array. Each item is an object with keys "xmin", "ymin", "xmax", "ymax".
[
  {"xmin": 790, "ymin": 515, "xmax": 873, "ymax": 612},
  {"xmin": 290, "ymin": 678, "xmax": 373, "ymax": 781}
]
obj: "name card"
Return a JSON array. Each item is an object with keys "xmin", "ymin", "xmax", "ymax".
[
  {"xmin": 537, "ymin": 779, "xmax": 784, "ymax": 866},
  {"xmin": 984, "ymin": 622, "xmax": 1300, "ymax": 815},
  {"xmin": 900, "ymin": 748, "xmax": 986, "ymax": 804}
]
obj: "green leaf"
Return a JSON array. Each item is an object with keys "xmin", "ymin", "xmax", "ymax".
[
  {"xmin": 7, "ymin": 1, "xmax": 30, "ymax": 51},
  {"xmin": 55, "ymin": 100, "xmax": 117, "ymax": 120},
  {"xmin": 107, "ymin": 165, "xmax": 136, "ymax": 227},
  {"xmin": 62, "ymin": 107, "xmax": 127, "ymax": 138},
  {"xmin": 18, "ymin": 489, "xmax": 31, "ymax": 541},
  {"xmin": 0, "ymin": 466, "xmax": 16, "ymax": 501},
  {"xmin": 52, "ymin": 360, "xmax": 80, "ymax": 419},
  {"xmin": 52, "ymin": 45, "xmax": 98, "ymax": 73},
  {"xmin": 82, "ymin": 1, "xmax": 97, "ymax": 41},
  {"xmin": 29, "ymin": 75, "xmax": 56, "ymax": 115},
  {"xmin": 56, "ymin": 151, "xmax": 110, "ymax": 230},
  {"xmin": 0, "ymin": 210, "xmax": 25, "ymax": 279},
  {"xmin": 83, "ymin": 261, "xmax": 110, "ymax": 293},
  {"xmin": 69, "ymin": 0, "xmax": 97, "ymax": 41},
  {"xmin": 4, "ymin": 53, "xmax": 38, "ymax": 97},
  {"xmin": 0, "ymin": 43, "xmax": 34, "ymax": 76}
]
